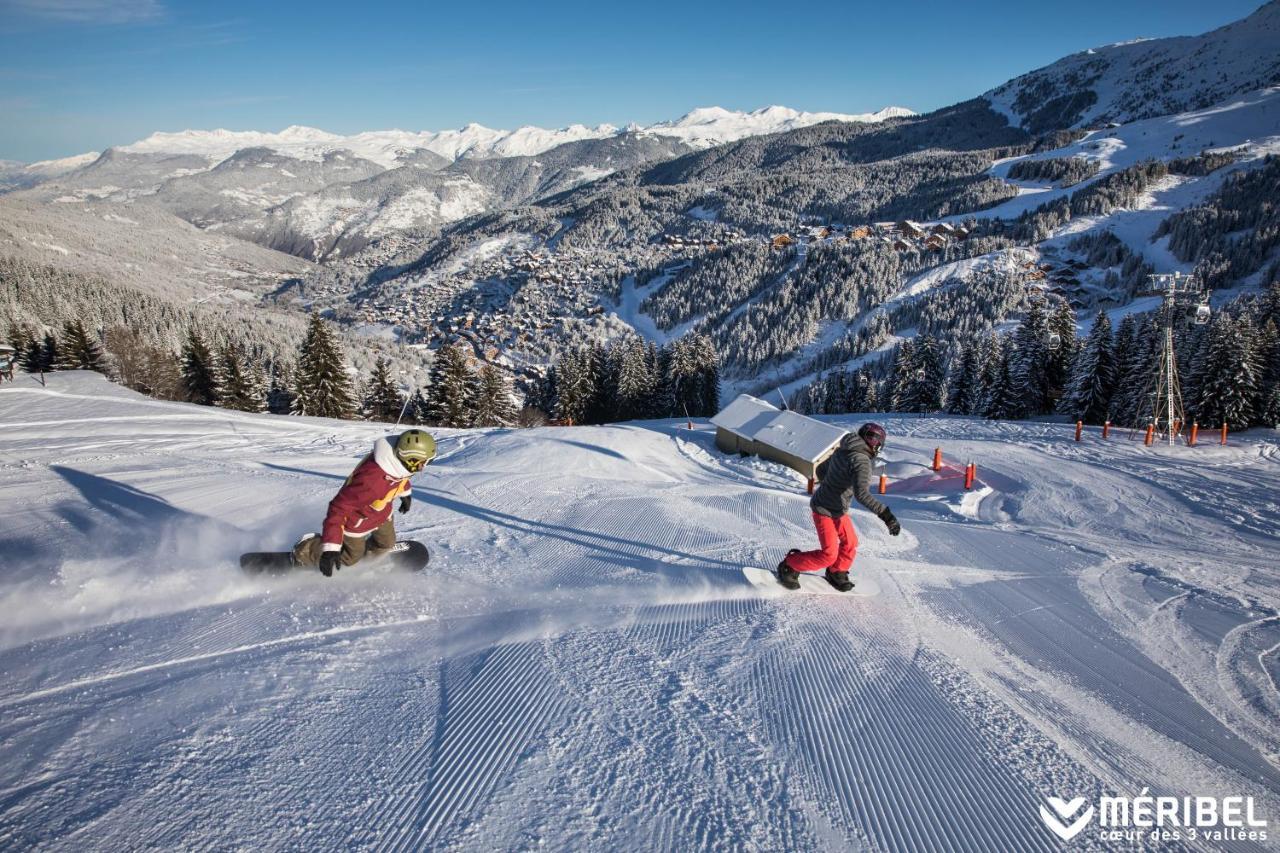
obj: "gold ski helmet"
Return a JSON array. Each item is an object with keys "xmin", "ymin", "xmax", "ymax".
[{"xmin": 396, "ymin": 430, "xmax": 436, "ymax": 472}]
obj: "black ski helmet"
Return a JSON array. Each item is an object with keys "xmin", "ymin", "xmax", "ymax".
[{"xmin": 857, "ymin": 422, "xmax": 887, "ymax": 454}]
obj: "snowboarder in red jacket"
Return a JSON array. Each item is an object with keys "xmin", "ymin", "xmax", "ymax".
[
  {"xmin": 777, "ymin": 422, "xmax": 900, "ymax": 592},
  {"xmin": 293, "ymin": 430, "xmax": 436, "ymax": 576}
]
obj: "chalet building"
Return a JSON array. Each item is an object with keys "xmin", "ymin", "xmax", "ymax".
[
  {"xmin": 931, "ymin": 223, "xmax": 956, "ymax": 236},
  {"xmin": 896, "ymin": 220, "xmax": 925, "ymax": 239},
  {"xmin": 771, "ymin": 234, "xmax": 795, "ymax": 249},
  {"xmin": 892, "ymin": 237, "xmax": 914, "ymax": 252},
  {"xmin": 849, "ymin": 226, "xmax": 872, "ymax": 240},
  {"xmin": 924, "ymin": 234, "xmax": 947, "ymax": 251},
  {"xmin": 711, "ymin": 394, "xmax": 845, "ymax": 482}
]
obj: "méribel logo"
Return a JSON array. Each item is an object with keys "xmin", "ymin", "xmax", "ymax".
[{"xmin": 1040, "ymin": 797, "xmax": 1095, "ymax": 841}]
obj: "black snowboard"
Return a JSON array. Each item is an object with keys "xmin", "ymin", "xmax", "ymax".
[{"xmin": 240, "ymin": 540, "xmax": 430, "ymax": 576}]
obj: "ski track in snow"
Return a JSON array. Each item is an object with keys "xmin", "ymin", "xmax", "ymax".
[{"xmin": 1, "ymin": 373, "xmax": 1278, "ymax": 851}]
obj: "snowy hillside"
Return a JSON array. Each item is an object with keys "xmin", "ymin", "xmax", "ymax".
[
  {"xmin": 986, "ymin": 0, "xmax": 1280, "ymax": 132},
  {"xmin": 3, "ymin": 372, "xmax": 1278, "ymax": 849}
]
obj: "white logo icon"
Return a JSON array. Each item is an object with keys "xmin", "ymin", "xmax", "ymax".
[{"xmin": 1040, "ymin": 797, "xmax": 1094, "ymax": 841}]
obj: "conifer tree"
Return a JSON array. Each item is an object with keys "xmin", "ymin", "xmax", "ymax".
[
  {"xmin": 55, "ymin": 320, "xmax": 106, "ymax": 372},
  {"xmin": 218, "ymin": 344, "xmax": 267, "ymax": 412},
  {"xmin": 553, "ymin": 348, "xmax": 592, "ymax": 425},
  {"xmin": 646, "ymin": 342, "xmax": 674, "ymax": 418},
  {"xmin": 180, "ymin": 329, "xmax": 220, "ymax": 406},
  {"xmin": 1195, "ymin": 314, "xmax": 1259, "ymax": 428},
  {"xmin": 363, "ymin": 356, "xmax": 405, "ymax": 423},
  {"xmin": 1059, "ymin": 311, "xmax": 1116, "ymax": 424},
  {"xmin": 292, "ymin": 315, "xmax": 356, "ymax": 419},
  {"xmin": 948, "ymin": 341, "xmax": 979, "ymax": 415},
  {"xmin": 976, "ymin": 332, "xmax": 1003, "ymax": 415},
  {"xmin": 1258, "ymin": 318, "xmax": 1280, "ymax": 426},
  {"xmin": 1046, "ymin": 299, "xmax": 1078, "ymax": 409},
  {"xmin": 472, "ymin": 364, "xmax": 517, "ymax": 427},
  {"xmin": 584, "ymin": 341, "xmax": 613, "ymax": 425},
  {"xmin": 1009, "ymin": 299, "xmax": 1050, "ymax": 417},
  {"xmin": 692, "ymin": 334, "xmax": 721, "ymax": 416},
  {"xmin": 424, "ymin": 343, "xmax": 475, "ymax": 427},
  {"xmin": 985, "ymin": 346, "xmax": 1021, "ymax": 420},
  {"xmin": 614, "ymin": 338, "xmax": 654, "ymax": 421}
]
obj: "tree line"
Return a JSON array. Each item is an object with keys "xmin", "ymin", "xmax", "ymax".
[
  {"xmin": 534, "ymin": 333, "xmax": 721, "ymax": 425},
  {"xmin": 793, "ymin": 282, "xmax": 1280, "ymax": 431}
]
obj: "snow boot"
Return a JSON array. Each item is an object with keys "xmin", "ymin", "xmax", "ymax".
[
  {"xmin": 825, "ymin": 570, "xmax": 854, "ymax": 592},
  {"xmin": 776, "ymin": 550, "xmax": 801, "ymax": 590}
]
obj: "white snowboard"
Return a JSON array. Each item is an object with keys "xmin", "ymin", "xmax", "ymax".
[{"xmin": 743, "ymin": 566, "xmax": 879, "ymax": 597}]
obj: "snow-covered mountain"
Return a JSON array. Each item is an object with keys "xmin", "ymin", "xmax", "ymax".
[
  {"xmin": 986, "ymin": 0, "xmax": 1280, "ymax": 132},
  {"xmin": 3, "ymin": 371, "xmax": 1277, "ymax": 848},
  {"xmin": 109, "ymin": 104, "xmax": 915, "ymax": 170},
  {"xmin": 3, "ymin": 104, "xmax": 912, "ymax": 261},
  {"xmin": 0, "ymin": 151, "xmax": 99, "ymax": 192},
  {"xmin": 642, "ymin": 104, "xmax": 916, "ymax": 147}
]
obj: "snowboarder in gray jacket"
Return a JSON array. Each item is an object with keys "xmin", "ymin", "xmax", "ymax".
[{"xmin": 778, "ymin": 422, "xmax": 900, "ymax": 591}]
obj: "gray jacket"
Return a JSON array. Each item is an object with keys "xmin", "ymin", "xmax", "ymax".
[{"xmin": 810, "ymin": 433, "xmax": 888, "ymax": 519}]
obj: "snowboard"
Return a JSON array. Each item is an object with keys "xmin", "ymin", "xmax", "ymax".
[
  {"xmin": 743, "ymin": 566, "xmax": 879, "ymax": 597},
  {"xmin": 240, "ymin": 540, "xmax": 430, "ymax": 576}
]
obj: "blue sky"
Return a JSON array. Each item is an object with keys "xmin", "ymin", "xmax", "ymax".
[{"xmin": 0, "ymin": 0, "xmax": 1268, "ymax": 162}]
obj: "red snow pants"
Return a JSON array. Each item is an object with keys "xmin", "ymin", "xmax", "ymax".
[{"xmin": 786, "ymin": 512, "xmax": 858, "ymax": 573}]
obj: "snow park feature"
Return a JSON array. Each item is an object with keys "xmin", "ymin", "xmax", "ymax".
[{"xmin": 3, "ymin": 371, "xmax": 1279, "ymax": 849}]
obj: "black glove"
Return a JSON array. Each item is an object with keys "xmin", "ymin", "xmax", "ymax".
[
  {"xmin": 399, "ymin": 495, "xmax": 412, "ymax": 514},
  {"xmin": 881, "ymin": 510, "xmax": 901, "ymax": 536},
  {"xmin": 319, "ymin": 551, "xmax": 341, "ymax": 577}
]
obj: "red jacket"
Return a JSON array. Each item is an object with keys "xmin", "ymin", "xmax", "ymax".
[{"xmin": 322, "ymin": 438, "xmax": 413, "ymax": 549}]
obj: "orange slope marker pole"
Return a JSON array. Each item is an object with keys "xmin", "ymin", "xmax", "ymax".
[
  {"xmin": 879, "ymin": 474, "xmax": 887, "ymax": 495},
  {"xmin": 932, "ymin": 447, "xmax": 942, "ymax": 471},
  {"xmin": 1075, "ymin": 421, "xmax": 1083, "ymax": 442},
  {"xmin": 1189, "ymin": 422, "xmax": 1199, "ymax": 447}
]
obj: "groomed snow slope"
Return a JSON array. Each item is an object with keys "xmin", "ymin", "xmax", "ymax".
[{"xmin": 1, "ymin": 373, "xmax": 1278, "ymax": 850}]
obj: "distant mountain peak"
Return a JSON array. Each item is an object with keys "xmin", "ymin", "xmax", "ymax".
[{"xmin": 986, "ymin": 0, "xmax": 1280, "ymax": 132}]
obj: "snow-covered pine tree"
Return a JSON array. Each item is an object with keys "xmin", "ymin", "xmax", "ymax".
[
  {"xmin": 947, "ymin": 340, "xmax": 979, "ymax": 415},
  {"xmin": 1009, "ymin": 299, "xmax": 1050, "ymax": 417},
  {"xmin": 55, "ymin": 320, "xmax": 106, "ymax": 372},
  {"xmin": 976, "ymin": 332, "xmax": 1003, "ymax": 415},
  {"xmin": 292, "ymin": 315, "xmax": 356, "ymax": 419},
  {"xmin": 472, "ymin": 365, "xmax": 517, "ymax": 427},
  {"xmin": 17, "ymin": 328, "xmax": 41, "ymax": 372},
  {"xmin": 584, "ymin": 341, "xmax": 614, "ymax": 425},
  {"xmin": 424, "ymin": 343, "xmax": 476, "ymax": 428},
  {"xmin": 645, "ymin": 342, "xmax": 674, "ymax": 418},
  {"xmin": 217, "ymin": 343, "xmax": 267, "ymax": 413},
  {"xmin": 888, "ymin": 340, "xmax": 917, "ymax": 412},
  {"xmin": 363, "ymin": 356, "xmax": 405, "ymax": 423},
  {"xmin": 913, "ymin": 335, "xmax": 947, "ymax": 413},
  {"xmin": 1195, "ymin": 313, "xmax": 1259, "ymax": 429},
  {"xmin": 552, "ymin": 348, "xmax": 591, "ymax": 424},
  {"xmin": 1059, "ymin": 311, "xmax": 1116, "ymax": 424},
  {"xmin": 691, "ymin": 334, "xmax": 721, "ymax": 416},
  {"xmin": 180, "ymin": 328, "xmax": 220, "ymax": 406},
  {"xmin": 1046, "ymin": 298, "xmax": 1078, "ymax": 409},
  {"xmin": 984, "ymin": 345, "xmax": 1021, "ymax": 420},
  {"xmin": 613, "ymin": 338, "xmax": 653, "ymax": 422},
  {"xmin": 1258, "ymin": 318, "xmax": 1280, "ymax": 427},
  {"xmin": 666, "ymin": 338, "xmax": 702, "ymax": 420}
]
